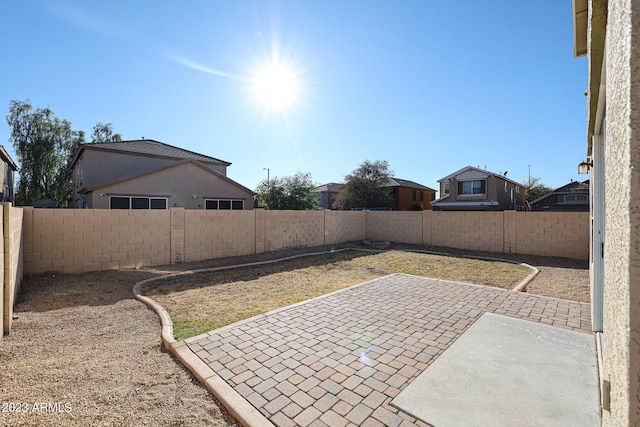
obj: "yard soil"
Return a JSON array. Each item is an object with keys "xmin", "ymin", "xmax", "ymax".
[{"xmin": 0, "ymin": 243, "xmax": 588, "ymax": 426}]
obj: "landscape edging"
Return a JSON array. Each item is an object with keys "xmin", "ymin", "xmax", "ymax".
[{"xmin": 131, "ymin": 246, "xmax": 539, "ymax": 427}]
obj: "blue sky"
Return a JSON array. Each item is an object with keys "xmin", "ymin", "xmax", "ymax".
[{"xmin": 1, "ymin": 0, "xmax": 587, "ymax": 192}]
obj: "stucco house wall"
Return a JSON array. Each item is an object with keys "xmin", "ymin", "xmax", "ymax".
[
  {"xmin": 600, "ymin": 1, "xmax": 640, "ymax": 425},
  {"xmin": 71, "ymin": 139, "xmax": 253, "ymax": 210},
  {"xmin": 577, "ymin": 0, "xmax": 640, "ymax": 424},
  {"xmin": 86, "ymin": 161, "xmax": 254, "ymax": 210}
]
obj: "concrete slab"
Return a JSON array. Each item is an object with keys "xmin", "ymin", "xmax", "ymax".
[{"xmin": 391, "ymin": 312, "xmax": 600, "ymax": 427}]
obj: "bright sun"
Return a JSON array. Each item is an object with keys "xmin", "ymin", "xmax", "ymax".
[{"xmin": 252, "ymin": 63, "xmax": 300, "ymax": 111}]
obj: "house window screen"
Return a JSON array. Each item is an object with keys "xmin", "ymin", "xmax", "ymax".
[
  {"xmin": 205, "ymin": 199, "xmax": 244, "ymax": 210},
  {"xmin": 109, "ymin": 196, "xmax": 167, "ymax": 210},
  {"xmin": 131, "ymin": 198, "xmax": 149, "ymax": 209},
  {"xmin": 458, "ymin": 180, "xmax": 486, "ymax": 195},
  {"xmin": 110, "ymin": 197, "xmax": 130, "ymax": 209},
  {"xmin": 150, "ymin": 198, "xmax": 167, "ymax": 209}
]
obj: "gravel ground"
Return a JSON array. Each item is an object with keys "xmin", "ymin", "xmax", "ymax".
[
  {"xmin": 0, "ymin": 243, "xmax": 589, "ymax": 426},
  {"xmin": 0, "ymin": 271, "xmax": 240, "ymax": 427}
]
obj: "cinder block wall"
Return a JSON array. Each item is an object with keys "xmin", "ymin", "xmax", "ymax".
[
  {"xmin": 366, "ymin": 211, "xmax": 423, "ymax": 245},
  {"xmin": 20, "ymin": 209, "xmax": 590, "ymax": 276},
  {"xmin": 2, "ymin": 205, "xmax": 24, "ymax": 336},
  {"xmin": 183, "ymin": 209, "xmax": 256, "ymax": 262},
  {"xmin": 324, "ymin": 210, "xmax": 366, "ymax": 245},
  {"xmin": 264, "ymin": 210, "xmax": 324, "ymax": 252},
  {"xmin": 23, "ymin": 207, "xmax": 171, "ymax": 275},
  {"xmin": 432, "ymin": 211, "xmax": 505, "ymax": 253},
  {"xmin": 517, "ymin": 212, "xmax": 589, "ymax": 260}
]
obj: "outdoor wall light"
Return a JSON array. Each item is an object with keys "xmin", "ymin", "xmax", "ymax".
[
  {"xmin": 578, "ymin": 159, "xmax": 593, "ymax": 174},
  {"xmin": 192, "ymin": 194, "xmax": 198, "ymax": 199}
]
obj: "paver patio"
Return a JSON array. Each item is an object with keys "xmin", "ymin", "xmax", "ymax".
[{"xmin": 186, "ymin": 274, "xmax": 592, "ymax": 427}]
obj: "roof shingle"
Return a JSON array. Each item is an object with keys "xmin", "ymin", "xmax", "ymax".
[{"xmin": 81, "ymin": 139, "xmax": 231, "ymax": 165}]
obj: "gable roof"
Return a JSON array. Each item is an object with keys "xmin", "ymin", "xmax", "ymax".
[
  {"xmin": 0, "ymin": 145, "xmax": 18, "ymax": 171},
  {"xmin": 315, "ymin": 183, "xmax": 345, "ymax": 192},
  {"xmin": 71, "ymin": 139, "xmax": 231, "ymax": 168},
  {"xmin": 438, "ymin": 165, "xmax": 523, "ymax": 187},
  {"xmin": 317, "ymin": 178, "xmax": 436, "ymax": 192},
  {"xmin": 80, "ymin": 159, "xmax": 253, "ymax": 194},
  {"xmin": 384, "ymin": 178, "xmax": 436, "ymax": 192},
  {"xmin": 529, "ymin": 180, "xmax": 589, "ymax": 205}
]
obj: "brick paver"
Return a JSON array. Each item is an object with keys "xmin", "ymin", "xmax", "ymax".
[{"xmin": 186, "ymin": 274, "xmax": 592, "ymax": 426}]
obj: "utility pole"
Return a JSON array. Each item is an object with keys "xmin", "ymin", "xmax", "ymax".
[
  {"xmin": 528, "ymin": 165, "xmax": 531, "ymax": 188},
  {"xmin": 263, "ymin": 168, "xmax": 270, "ymax": 187}
]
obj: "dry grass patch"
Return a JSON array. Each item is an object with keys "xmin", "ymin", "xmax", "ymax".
[{"xmin": 143, "ymin": 249, "xmax": 531, "ymax": 340}]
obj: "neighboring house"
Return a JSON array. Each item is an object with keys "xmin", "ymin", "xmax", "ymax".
[
  {"xmin": 431, "ymin": 166, "xmax": 526, "ymax": 211},
  {"xmin": 314, "ymin": 183, "xmax": 344, "ymax": 209},
  {"xmin": 529, "ymin": 180, "xmax": 590, "ymax": 212},
  {"xmin": 575, "ymin": 1, "xmax": 640, "ymax": 424},
  {"xmin": 0, "ymin": 146, "xmax": 17, "ymax": 203},
  {"xmin": 70, "ymin": 139, "xmax": 254, "ymax": 210},
  {"xmin": 314, "ymin": 178, "xmax": 436, "ymax": 210},
  {"xmin": 382, "ymin": 178, "xmax": 437, "ymax": 211}
]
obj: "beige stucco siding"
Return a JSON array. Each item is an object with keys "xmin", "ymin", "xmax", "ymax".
[
  {"xmin": 601, "ymin": 0, "xmax": 640, "ymax": 425},
  {"xmin": 87, "ymin": 162, "xmax": 253, "ymax": 210},
  {"xmin": 72, "ymin": 149, "xmax": 229, "ymax": 204},
  {"xmin": 78, "ymin": 150, "xmax": 176, "ymax": 189}
]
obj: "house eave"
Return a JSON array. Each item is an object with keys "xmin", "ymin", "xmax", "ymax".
[
  {"xmin": 573, "ymin": 0, "xmax": 588, "ymax": 57},
  {"xmin": 431, "ymin": 201, "xmax": 499, "ymax": 208},
  {"xmin": 585, "ymin": 0, "xmax": 608, "ymax": 155}
]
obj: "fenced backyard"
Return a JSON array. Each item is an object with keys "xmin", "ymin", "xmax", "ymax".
[{"xmin": 0, "ymin": 207, "xmax": 588, "ymax": 337}]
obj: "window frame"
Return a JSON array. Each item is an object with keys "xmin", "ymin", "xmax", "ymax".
[
  {"xmin": 559, "ymin": 194, "xmax": 589, "ymax": 204},
  {"xmin": 204, "ymin": 199, "xmax": 244, "ymax": 210},
  {"xmin": 109, "ymin": 196, "xmax": 168, "ymax": 210},
  {"xmin": 457, "ymin": 179, "xmax": 486, "ymax": 195}
]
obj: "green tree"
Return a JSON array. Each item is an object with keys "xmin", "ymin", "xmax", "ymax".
[
  {"xmin": 91, "ymin": 122, "xmax": 122, "ymax": 143},
  {"xmin": 6, "ymin": 100, "xmax": 85, "ymax": 206},
  {"xmin": 524, "ymin": 176, "xmax": 553, "ymax": 202},
  {"xmin": 332, "ymin": 160, "xmax": 394, "ymax": 210},
  {"xmin": 255, "ymin": 171, "xmax": 319, "ymax": 210}
]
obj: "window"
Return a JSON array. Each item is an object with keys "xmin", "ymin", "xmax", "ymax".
[
  {"xmin": 110, "ymin": 197, "xmax": 130, "ymax": 209},
  {"xmin": 458, "ymin": 180, "xmax": 486, "ymax": 195},
  {"xmin": 420, "ymin": 191, "xmax": 424, "ymax": 202},
  {"xmin": 412, "ymin": 190, "xmax": 416, "ymax": 201},
  {"xmin": 561, "ymin": 194, "xmax": 588, "ymax": 204},
  {"xmin": 205, "ymin": 199, "xmax": 244, "ymax": 210},
  {"xmin": 132, "ymin": 197, "xmax": 149, "ymax": 209},
  {"xmin": 109, "ymin": 196, "xmax": 167, "ymax": 209},
  {"xmin": 150, "ymin": 199, "xmax": 167, "ymax": 209},
  {"xmin": 444, "ymin": 183, "xmax": 450, "ymax": 194}
]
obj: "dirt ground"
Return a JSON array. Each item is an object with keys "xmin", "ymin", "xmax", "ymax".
[{"xmin": 0, "ymin": 243, "xmax": 589, "ymax": 426}]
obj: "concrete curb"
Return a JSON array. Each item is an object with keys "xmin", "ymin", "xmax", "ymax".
[
  {"xmin": 132, "ymin": 246, "xmax": 540, "ymax": 426},
  {"xmin": 133, "ymin": 276, "xmax": 276, "ymax": 427}
]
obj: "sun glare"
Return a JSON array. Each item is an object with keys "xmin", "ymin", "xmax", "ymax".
[{"xmin": 251, "ymin": 62, "xmax": 300, "ymax": 112}]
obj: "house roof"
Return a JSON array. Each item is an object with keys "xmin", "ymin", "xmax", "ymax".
[
  {"xmin": 71, "ymin": 139, "xmax": 231, "ymax": 168},
  {"xmin": 316, "ymin": 178, "xmax": 436, "ymax": 192},
  {"xmin": 529, "ymin": 180, "xmax": 590, "ymax": 206},
  {"xmin": 315, "ymin": 183, "xmax": 345, "ymax": 192},
  {"xmin": 383, "ymin": 178, "xmax": 436, "ymax": 192},
  {"xmin": 80, "ymin": 159, "xmax": 253, "ymax": 195},
  {"xmin": 0, "ymin": 145, "xmax": 18, "ymax": 171},
  {"xmin": 438, "ymin": 166, "xmax": 524, "ymax": 188},
  {"xmin": 572, "ymin": 0, "xmax": 588, "ymax": 57}
]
